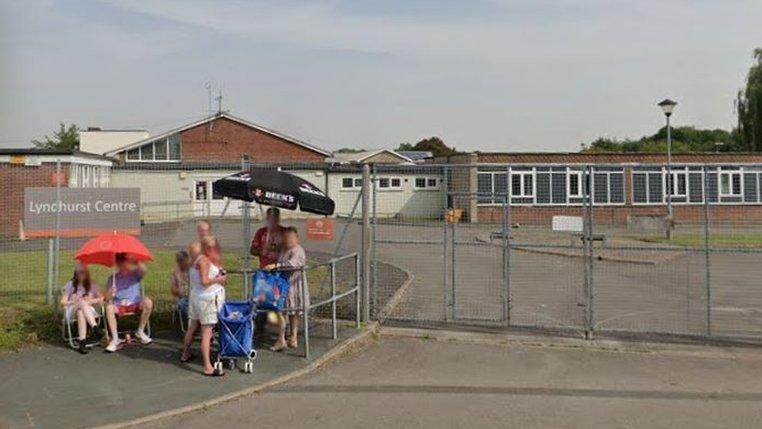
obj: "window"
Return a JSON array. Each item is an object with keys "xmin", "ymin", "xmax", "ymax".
[
  {"xmin": 154, "ymin": 139, "xmax": 168, "ymax": 160},
  {"xmin": 342, "ymin": 178, "xmax": 354, "ymax": 188},
  {"xmin": 82, "ymin": 166, "xmax": 90, "ymax": 187},
  {"xmin": 212, "ymin": 183, "xmax": 224, "ymax": 200},
  {"xmin": 511, "ymin": 172, "xmax": 533, "ymax": 197},
  {"xmin": 127, "ymin": 148, "xmax": 140, "ymax": 160},
  {"xmin": 125, "ymin": 134, "xmax": 182, "ymax": 162},
  {"xmin": 377, "ymin": 177, "xmax": 401, "ymax": 190},
  {"xmin": 414, "ymin": 177, "xmax": 439, "ymax": 189},
  {"xmin": 591, "ymin": 169, "xmax": 625, "ymax": 204},
  {"xmin": 568, "ymin": 171, "xmax": 582, "ymax": 197},
  {"xmin": 668, "ymin": 171, "xmax": 687, "ymax": 197},
  {"xmin": 141, "ymin": 143, "xmax": 154, "ymax": 160},
  {"xmin": 720, "ymin": 171, "xmax": 742, "ymax": 196},
  {"xmin": 195, "ymin": 182, "xmax": 207, "ymax": 201},
  {"xmin": 168, "ymin": 134, "xmax": 181, "ymax": 160},
  {"xmin": 354, "ymin": 178, "xmax": 363, "ymax": 188}
]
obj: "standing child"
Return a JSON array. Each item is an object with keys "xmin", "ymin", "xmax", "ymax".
[{"xmin": 170, "ymin": 250, "xmax": 191, "ymax": 318}]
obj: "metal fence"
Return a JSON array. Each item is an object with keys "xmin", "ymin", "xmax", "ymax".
[
  {"xmin": 4, "ymin": 159, "xmax": 762, "ymax": 344},
  {"xmin": 369, "ymin": 163, "xmax": 762, "ymax": 342}
]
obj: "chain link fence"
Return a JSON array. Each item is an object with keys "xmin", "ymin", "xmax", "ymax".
[{"xmin": 4, "ymin": 158, "xmax": 762, "ymax": 344}]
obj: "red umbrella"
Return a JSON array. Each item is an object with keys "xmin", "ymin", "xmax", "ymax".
[{"xmin": 74, "ymin": 231, "xmax": 153, "ymax": 267}]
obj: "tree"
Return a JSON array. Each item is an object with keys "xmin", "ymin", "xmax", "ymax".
[
  {"xmin": 396, "ymin": 137, "xmax": 458, "ymax": 157},
  {"xmin": 32, "ymin": 123, "xmax": 79, "ymax": 150},
  {"xmin": 736, "ymin": 48, "xmax": 762, "ymax": 151},
  {"xmin": 581, "ymin": 126, "xmax": 736, "ymax": 153}
]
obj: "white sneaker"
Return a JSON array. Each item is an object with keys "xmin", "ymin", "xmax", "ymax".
[
  {"xmin": 136, "ymin": 330, "xmax": 152, "ymax": 345},
  {"xmin": 105, "ymin": 338, "xmax": 122, "ymax": 353}
]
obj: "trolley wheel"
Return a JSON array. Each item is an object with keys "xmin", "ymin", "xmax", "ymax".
[
  {"xmin": 227, "ymin": 359, "xmax": 237, "ymax": 370},
  {"xmin": 249, "ymin": 350, "xmax": 258, "ymax": 360},
  {"xmin": 213, "ymin": 361, "xmax": 223, "ymax": 373},
  {"xmin": 244, "ymin": 361, "xmax": 253, "ymax": 373}
]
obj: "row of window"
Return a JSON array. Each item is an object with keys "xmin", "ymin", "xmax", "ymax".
[
  {"xmin": 340, "ymin": 177, "xmax": 439, "ymax": 190},
  {"xmin": 477, "ymin": 166, "xmax": 762, "ymax": 206},
  {"xmin": 69, "ymin": 164, "xmax": 110, "ymax": 188},
  {"xmin": 126, "ymin": 134, "xmax": 181, "ymax": 162}
]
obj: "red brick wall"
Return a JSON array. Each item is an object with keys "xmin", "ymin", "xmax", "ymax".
[
  {"xmin": 180, "ymin": 117, "xmax": 327, "ymax": 163},
  {"xmin": 0, "ymin": 163, "xmax": 68, "ymax": 237},
  {"xmin": 476, "ymin": 152, "xmax": 762, "ymax": 164}
]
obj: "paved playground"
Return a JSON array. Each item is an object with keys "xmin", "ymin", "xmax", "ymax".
[
  {"xmin": 0, "ymin": 322, "xmax": 358, "ymax": 429},
  {"xmin": 141, "ymin": 327, "xmax": 762, "ymax": 429}
]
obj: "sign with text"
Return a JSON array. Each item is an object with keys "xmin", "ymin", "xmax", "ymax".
[
  {"xmin": 24, "ymin": 188, "xmax": 141, "ymax": 237},
  {"xmin": 552, "ymin": 215, "xmax": 584, "ymax": 232},
  {"xmin": 306, "ymin": 217, "xmax": 334, "ymax": 241}
]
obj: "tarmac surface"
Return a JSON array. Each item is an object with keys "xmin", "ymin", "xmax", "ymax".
[
  {"xmin": 0, "ymin": 322, "xmax": 358, "ymax": 429},
  {"xmin": 143, "ymin": 327, "xmax": 762, "ymax": 429}
]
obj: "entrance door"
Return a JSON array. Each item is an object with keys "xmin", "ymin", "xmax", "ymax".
[{"xmin": 194, "ymin": 180, "xmax": 244, "ymax": 218}]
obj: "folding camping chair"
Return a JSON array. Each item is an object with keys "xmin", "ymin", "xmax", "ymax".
[
  {"xmin": 61, "ymin": 290, "xmax": 106, "ymax": 349},
  {"xmin": 105, "ymin": 287, "xmax": 152, "ymax": 342}
]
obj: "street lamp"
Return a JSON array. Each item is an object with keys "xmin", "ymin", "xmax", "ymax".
[{"xmin": 658, "ymin": 98, "xmax": 677, "ymax": 240}]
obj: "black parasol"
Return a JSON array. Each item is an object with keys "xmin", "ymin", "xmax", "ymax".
[{"xmin": 213, "ymin": 168, "xmax": 335, "ymax": 216}]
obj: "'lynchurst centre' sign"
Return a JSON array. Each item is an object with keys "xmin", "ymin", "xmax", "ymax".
[{"xmin": 24, "ymin": 188, "xmax": 141, "ymax": 237}]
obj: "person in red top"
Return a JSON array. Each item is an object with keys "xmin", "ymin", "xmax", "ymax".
[{"xmin": 250, "ymin": 208, "xmax": 286, "ymax": 268}]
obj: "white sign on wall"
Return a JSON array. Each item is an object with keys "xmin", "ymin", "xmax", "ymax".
[{"xmin": 552, "ymin": 215, "xmax": 584, "ymax": 232}]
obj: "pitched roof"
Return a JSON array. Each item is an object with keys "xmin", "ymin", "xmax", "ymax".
[
  {"xmin": 104, "ymin": 112, "xmax": 331, "ymax": 157},
  {"xmin": 331, "ymin": 149, "xmax": 413, "ymax": 164}
]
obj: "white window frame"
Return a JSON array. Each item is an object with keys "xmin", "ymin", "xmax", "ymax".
[
  {"xmin": 340, "ymin": 176, "xmax": 363, "ymax": 191},
  {"xmin": 510, "ymin": 171, "xmax": 534, "ymax": 198},
  {"xmin": 667, "ymin": 170, "xmax": 688, "ymax": 197},
  {"xmin": 377, "ymin": 176, "xmax": 402, "ymax": 191},
  {"xmin": 567, "ymin": 170, "xmax": 583, "ymax": 198},
  {"xmin": 719, "ymin": 170, "xmax": 742, "ymax": 197},
  {"xmin": 194, "ymin": 181, "xmax": 208, "ymax": 201},
  {"xmin": 125, "ymin": 135, "xmax": 182, "ymax": 163},
  {"xmin": 414, "ymin": 177, "xmax": 439, "ymax": 190}
]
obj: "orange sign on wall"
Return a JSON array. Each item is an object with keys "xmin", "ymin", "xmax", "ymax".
[
  {"xmin": 306, "ymin": 218, "xmax": 334, "ymax": 241},
  {"xmin": 49, "ymin": 172, "xmax": 67, "ymax": 186}
]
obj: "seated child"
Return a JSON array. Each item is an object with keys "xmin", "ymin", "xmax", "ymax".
[{"xmin": 60, "ymin": 262, "xmax": 104, "ymax": 354}]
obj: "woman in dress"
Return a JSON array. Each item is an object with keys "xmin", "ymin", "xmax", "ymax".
[{"xmin": 264, "ymin": 226, "xmax": 307, "ymax": 351}]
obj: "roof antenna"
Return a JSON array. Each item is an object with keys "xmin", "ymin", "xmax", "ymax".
[{"xmin": 215, "ymin": 87, "xmax": 223, "ymax": 114}]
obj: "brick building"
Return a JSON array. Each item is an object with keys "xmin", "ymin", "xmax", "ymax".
[
  {"xmin": 0, "ymin": 149, "xmax": 113, "ymax": 237},
  {"xmin": 105, "ymin": 112, "xmax": 331, "ymax": 164},
  {"xmin": 435, "ymin": 152, "xmax": 762, "ymax": 225}
]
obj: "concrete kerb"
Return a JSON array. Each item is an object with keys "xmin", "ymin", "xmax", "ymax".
[
  {"xmin": 91, "ymin": 323, "xmax": 381, "ymax": 429},
  {"xmin": 90, "ymin": 259, "xmax": 414, "ymax": 429},
  {"xmin": 380, "ymin": 326, "xmax": 762, "ymax": 362}
]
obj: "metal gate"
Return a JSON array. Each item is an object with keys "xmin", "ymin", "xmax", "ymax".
[{"xmin": 370, "ymin": 163, "xmax": 762, "ymax": 342}]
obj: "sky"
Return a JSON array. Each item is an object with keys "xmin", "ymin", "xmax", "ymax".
[{"xmin": 1, "ymin": 0, "xmax": 761, "ymax": 153}]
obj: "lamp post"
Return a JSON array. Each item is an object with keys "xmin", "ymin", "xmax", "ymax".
[{"xmin": 658, "ymin": 98, "xmax": 677, "ymax": 240}]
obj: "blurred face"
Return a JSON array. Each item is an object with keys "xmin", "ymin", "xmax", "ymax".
[
  {"xmin": 178, "ymin": 259, "xmax": 191, "ymax": 271},
  {"xmin": 75, "ymin": 264, "xmax": 88, "ymax": 281},
  {"xmin": 266, "ymin": 211, "xmax": 280, "ymax": 229},
  {"xmin": 189, "ymin": 242, "xmax": 202, "ymax": 259},
  {"xmin": 284, "ymin": 231, "xmax": 298, "ymax": 249},
  {"xmin": 197, "ymin": 222, "xmax": 211, "ymax": 238}
]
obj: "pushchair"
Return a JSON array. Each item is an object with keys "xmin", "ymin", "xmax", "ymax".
[{"xmin": 214, "ymin": 300, "xmax": 257, "ymax": 374}]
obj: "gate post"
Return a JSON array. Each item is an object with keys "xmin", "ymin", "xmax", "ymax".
[
  {"xmin": 583, "ymin": 164, "xmax": 595, "ymax": 339},
  {"xmin": 361, "ymin": 164, "xmax": 371, "ymax": 322},
  {"xmin": 442, "ymin": 166, "xmax": 450, "ymax": 322},
  {"xmin": 502, "ymin": 164, "xmax": 511, "ymax": 325},
  {"xmin": 703, "ymin": 165, "xmax": 712, "ymax": 336}
]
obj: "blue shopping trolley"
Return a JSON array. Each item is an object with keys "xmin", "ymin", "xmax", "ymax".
[
  {"xmin": 251, "ymin": 270, "xmax": 290, "ymax": 312},
  {"xmin": 214, "ymin": 300, "xmax": 257, "ymax": 374}
]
